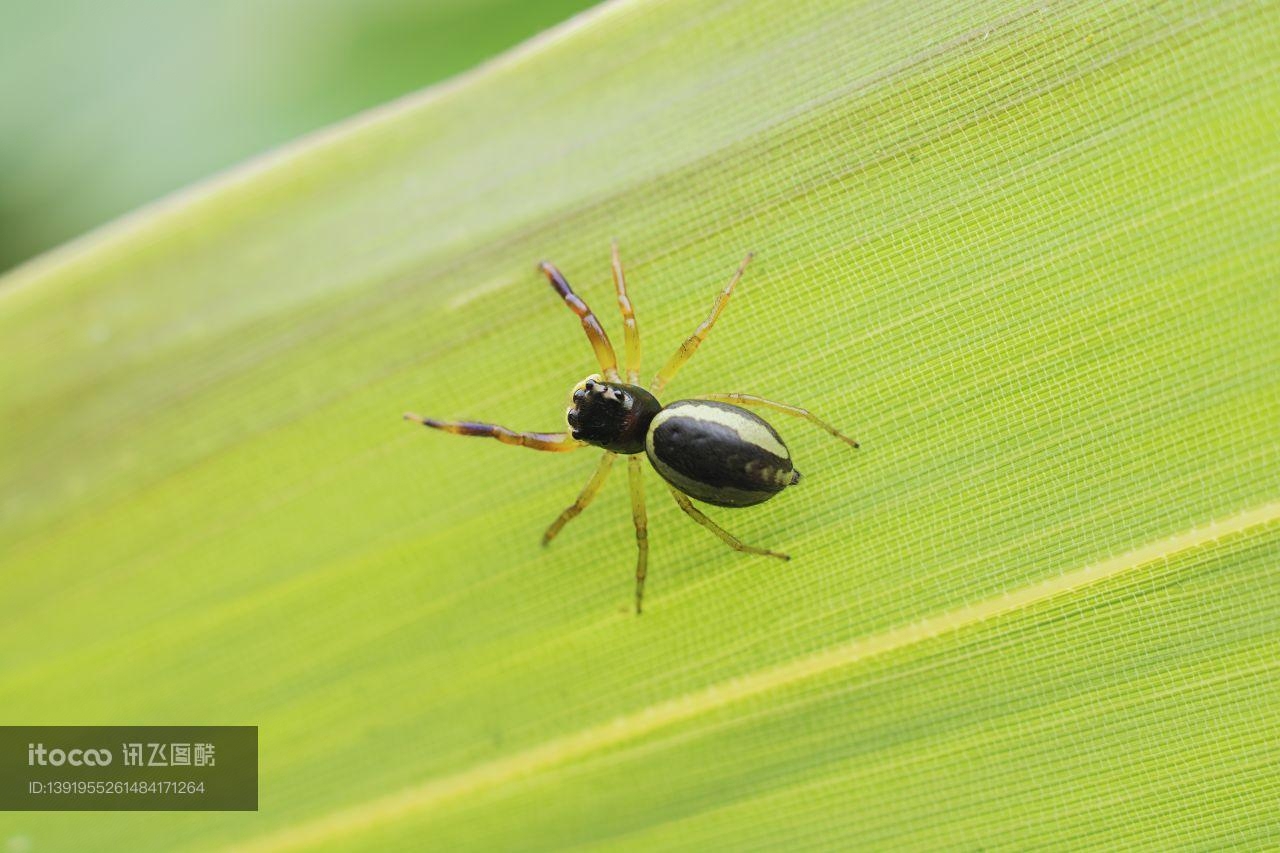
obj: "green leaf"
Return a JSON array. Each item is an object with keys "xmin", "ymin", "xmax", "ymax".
[{"xmin": 2, "ymin": 0, "xmax": 1277, "ymax": 849}]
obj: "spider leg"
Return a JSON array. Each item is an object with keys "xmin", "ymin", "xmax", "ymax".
[
  {"xmin": 538, "ymin": 261, "xmax": 620, "ymax": 381},
  {"xmin": 543, "ymin": 452, "xmax": 616, "ymax": 545},
  {"xmin": 628, "ymin": 456, "xmax": 649, "ymax": 614},
  {"xmin": 694, "ymin": 393, "xmax": 860, "ymax": 448},
  {"xmin": 666, "ymin": 483, "xmax": 789, "ymax": 560},
  {"xmin": 610, "ymin": 240, "xmax": 642, "ymax": 383},
  {"xmin": 650, "ymin": 252, "xmax": 753, "ymax": 396},
  {"xmin": 403, "ymin": 414, "xmax": 584, "ymax": 452}
]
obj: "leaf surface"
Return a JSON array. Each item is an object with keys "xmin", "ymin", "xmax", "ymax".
[{"xmin": 1, "ymin": 0, "xmax": 1277, "ymax": 849}]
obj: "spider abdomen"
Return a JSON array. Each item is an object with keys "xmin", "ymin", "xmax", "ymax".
[{"xmin": 645, "ymin": 400, "xmax": 799, "ymax": 508}]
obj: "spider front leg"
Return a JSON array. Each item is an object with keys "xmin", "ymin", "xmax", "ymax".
[
  {"xmin": 402, "ymin": 414, "xmax": 584, "ymax": 452},
  {"xmin": 667, "ymin": 484, "xmax": 789, "ymax": 560},
  {"xmin": 543, "ymin": 452, "xmax": 616, "ymax": 545},
  {"xmin": 539, "ymin": 260, "xmax": 620, "ymax": 381},
  {"xmin": 611, "ymin": 240, "xmax": 642, "ymax": 383},
  {"xmin": 694, "ymin": 393, "xmax": 860, "ymax": 448},
  {"xmin": 629, "ymin": 455, "xmax": 649, "ymax": 614},
  {"xmin": 611, "ymin": 243, "xmax": 650, "ymax": 614}
]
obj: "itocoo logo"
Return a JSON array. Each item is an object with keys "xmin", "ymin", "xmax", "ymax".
[{"xmin": 27, "ymin": 743, "xmax": 113, "ymax": 766}]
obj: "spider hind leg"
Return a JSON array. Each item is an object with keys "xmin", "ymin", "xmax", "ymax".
[
  {"xmin": 693, "ymin": 393, "xmax": 859, "ymax": 448},
  {"xmin": 650, "ymin": 252, "xmax": 753, "ymax": 396},
  {"xmin": 667, "ymin": 484, "xmax": 789, "ymax": 561}
]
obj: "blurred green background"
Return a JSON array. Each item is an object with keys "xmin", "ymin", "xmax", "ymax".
[{"xmin": 0, "ymin": 0, "xmax": 597, "ymax": 274}]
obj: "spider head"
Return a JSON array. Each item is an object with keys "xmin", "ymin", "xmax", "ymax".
[{"xmin": 566, "ymin": 374, "xmax": 661, "ymax": 454}]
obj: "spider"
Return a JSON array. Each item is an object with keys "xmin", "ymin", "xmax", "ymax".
[{"xmin": 404, "ymin": 242, "xmax": 859, "ymax": 614}]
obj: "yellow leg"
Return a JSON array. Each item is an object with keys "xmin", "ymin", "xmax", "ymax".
[
  {"xmin": 667, "ymin": 484, "xmax": 789, "ymax": 560},
  {"xmin": 611, "ymin": 240, "xmax": 642, "ymax": 383},
  {"xmin": 694, "ymin": 393, "xmax": 860, "ymax": 448},
  {"xmin": 650, "ymin": 252, "xmax": 753, "ymax": 396},
  {"xmin": 538, "ymin": 261, "xmax": 620, "ymax": 381},
  {"xmin": 543, "ymin": 452, "xmax": 616, "ymax": 545},
  {"xmin": 629, "ymin": 456, "xmax": 649, "ymax": 614},
  {"xmin": 403, "ymin": 414, "xmax": 584, "ymax": 452}
]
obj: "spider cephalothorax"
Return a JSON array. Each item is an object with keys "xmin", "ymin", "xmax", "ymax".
[
  {"xmin": 405, "ymin": 242, "xmax": 859, "ymax": 613},
  {"xmin": 566, "ymin": 375, "xmax": 662, "ymax": 454}
]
